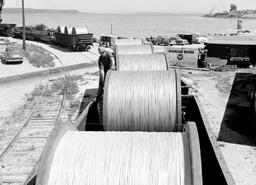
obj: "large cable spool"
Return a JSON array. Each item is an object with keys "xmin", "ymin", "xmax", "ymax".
[
  {"xmin": 103, "ymin": 70, "xmax": 181, "ymax": 131},
  {"xmin": 56, "ymin": 26, "xmax": 65, "ymax": 33},
  {"xmin": 116, "ymin": 53, "xmax": 169, "ymax": 71},
  {"xmin": 115, "ymin": 38, "xmax": 143, "ymax": 45},
  {"xmin": 71, "ymin": 27, "xmax": 89, "ymax": 35},
  {"xmin": 36, "ymin": 124, "xmax": 78, "ymax": 185},
  {"xmin": 114, "ymin": 44, "xmax": 154, "ymax": 57},
  {"xmin": 64, "ymin": 26, "xmax": 73, "ymax": 34},
  {"xmin": 37, "ymin": 131, "xmax": 196, "ymax": 185}
]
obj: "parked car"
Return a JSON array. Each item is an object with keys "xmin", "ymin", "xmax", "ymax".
[{"xmin": 2, "ymin": 46, "xmax": 23, "ymax": 64}]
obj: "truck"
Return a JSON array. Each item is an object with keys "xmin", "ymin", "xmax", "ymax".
[
  {"xmin": 177, "ymin": 34, "xmax": 199, "ymax": 44},
  {"xmin": 99, "ymin": 35, "xmax": 117, "ymax": 47},
  {"xmin": 164, "ymin": 45, "xmax": 206, "ymax": 67},
  {"xmin": 205, "ymin": 36, "xmax": 256, "ymax": 68}
]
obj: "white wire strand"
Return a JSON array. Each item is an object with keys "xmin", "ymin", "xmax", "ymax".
[{"xmin": 45, "ymin": 131, "xmax": 192, "ymax": 185}]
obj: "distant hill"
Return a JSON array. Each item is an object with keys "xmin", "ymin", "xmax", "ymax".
[
  {"xmin": 133, "ymin": 12, "xmax": 201, "ymax": 16},
  {"xmin": 2, "ymin": 8, "xmax": 202, "ymax": 15},
  {"xmin": 2, "ymin": 8, "xmax": 80, "ymax": 14}
]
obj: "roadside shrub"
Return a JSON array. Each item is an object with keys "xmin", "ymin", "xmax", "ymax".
[
  {"xmin": 66, "ymin": 75, "xmax": 83, "ymax": 81},
  {"xmin": 25, "ymin": 44, "xmax": 55, "ymax": 68},
  {"xmin": 30, "ymin": 84, "xmax": 52, "ymax": 98},
  {"xmin": 26, "ymin": 51, "xmax": 55, "ymax": 68},
  {"xmin": 84, "ymin": 71, "xmax": 99, "ymax": 76},
  {"xmin": 93, "ymin": 37, "xmax": 98, "ymax": 43},
  {"xmin": 65, "ymin": 77, "xmax": 79, "ymax": 95},
  {"xmin": 69, "ymin": 100, "xmax": 80, "ymax": 109},
  {"xmin": 27, "ymin": 75, "xmax": 81, "ymax": 102},
  {"xmin": 51, "ymin": 75, "xmax": 81, "ymax": 95},
  {"xmin": 16, "ymin": 44, "xmax": 55, "ymax": 68},
  {"xmin": 51, "ymin": 78, "xmax": 65, "ymax": 94}
]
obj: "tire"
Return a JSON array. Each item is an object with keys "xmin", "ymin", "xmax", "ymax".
[{"xmin": 1, "ymin": 59, "xmax": 6, "ymax": 64}]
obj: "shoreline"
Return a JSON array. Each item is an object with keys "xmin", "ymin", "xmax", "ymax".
[{"xmin": 203, "ymin": 15, "xmax": 256, "ymax": 20}]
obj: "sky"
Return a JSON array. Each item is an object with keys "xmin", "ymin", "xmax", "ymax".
[{"xmin": 4, "ymin": 0, "xmax": 256, "ymax": 14}]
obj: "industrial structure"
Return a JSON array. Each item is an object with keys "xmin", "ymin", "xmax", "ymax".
[{"xmin": 205, "ymin": 36, "xmax": 256, "ymax": 67}]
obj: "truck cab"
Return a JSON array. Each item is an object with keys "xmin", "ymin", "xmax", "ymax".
[{"xmin": 99, "ymin": 35, "xmax": 117, "ymax": 47}]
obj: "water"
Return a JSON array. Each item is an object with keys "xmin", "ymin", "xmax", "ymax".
[{"xmin": 2, "ymin": 12, "xmax": 256, "ymax": 37}]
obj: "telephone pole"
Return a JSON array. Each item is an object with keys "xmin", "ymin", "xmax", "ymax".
[{"xmin": 22, "ymin": 0, "xmax": 26, "ymax": 50}]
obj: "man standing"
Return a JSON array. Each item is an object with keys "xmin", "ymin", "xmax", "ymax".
[{"xmin": 97, "ymin": 47, "xmax": 115, "ymax": 100}]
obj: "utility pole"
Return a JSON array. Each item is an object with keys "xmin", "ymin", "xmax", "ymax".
[
  {"xmin": 110, "ymin": 24, "xmax": 113, "ymax": 35},
  {"xmin": 237, "ymin": 19, "xmax": 242, "ymax": 30},
  {"xmin": 22, "ymin": 0, "xmax": 26, "ymax": 50}
]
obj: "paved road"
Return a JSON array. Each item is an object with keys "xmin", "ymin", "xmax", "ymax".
[{"xmin": 0, "ymin": 37, "xmax": 99, "ymax": 81}]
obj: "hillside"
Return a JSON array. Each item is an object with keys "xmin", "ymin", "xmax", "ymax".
[{"xmin": 2, "ymin": 8, "xmax": 80, "ymax": 14}]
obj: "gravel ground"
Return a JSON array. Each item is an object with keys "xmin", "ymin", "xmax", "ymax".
[{"xmin": 181, "ymin": 69, "xmax": 256, "ymax": 185}]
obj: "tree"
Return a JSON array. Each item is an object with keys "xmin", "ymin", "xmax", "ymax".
[{"xmin": 230, "ymin": 4, "xmax": 237, "ymax": 12}]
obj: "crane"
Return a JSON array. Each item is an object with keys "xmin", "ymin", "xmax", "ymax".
[
  {"xmin": 209, "ymin": 5, "xmax": 215, "ymax": 15},
  {"xmin": 0, "ymin": 0, "xmax": 17, "ymax": 37},
  {"xmin": 0, "ymin": 0, "xmax": 4, "ymax": 23}
]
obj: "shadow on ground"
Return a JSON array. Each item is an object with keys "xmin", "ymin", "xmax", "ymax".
[
  {"xmin": 1, "ymin": 59, "xmax": 23, "ymax": 65},
  {"xmin": 48, "ymin": 44, "xmax": 74, "ymax": 53},
  {"xmin": 218, "ymin": 73, "xmax": 256, "ymax": 146},
  {"xmin": 78, "ymin": 88, "xmax": 98, "ymax": 116}
]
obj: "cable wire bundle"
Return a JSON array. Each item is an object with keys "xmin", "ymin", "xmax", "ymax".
[
  {"xmin": 115, "ymin": 45, "xmax": 153, "ymax": 56},
  {"xmin": 103, "ymin": 71, "xmax": 179, "ymax": 131},
  {"xmin": 116, "ymin": 53, "xmax": 168, "ymax": 71},
  {"xmin": 44, "ymin": 131, "xmax": 192, "ymax": 185}
]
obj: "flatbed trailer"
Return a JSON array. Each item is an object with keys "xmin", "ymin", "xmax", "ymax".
[
  {"xmin": 13, "ymin": 27, "xmax": 54, "ymax": 42},
  {"xmin": 25, "ymin": 80, "xmax": 235, "ymax": 185},
  {"xmin": 54, "ymin": 32, "xmax": 93, "ymax": 51},
  {"xmin": 78, "ymin": 86, "xmax": 235, "ymax": 185}
]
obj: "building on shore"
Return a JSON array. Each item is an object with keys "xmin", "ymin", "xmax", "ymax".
[{"xmin": 205, "ymin": 36, "xmax": 256, "ymax": 67}]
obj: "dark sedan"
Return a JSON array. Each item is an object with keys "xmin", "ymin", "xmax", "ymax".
[{"xmin": 2, "ymin": 46, "xmax": 23, "ymax": 64}]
